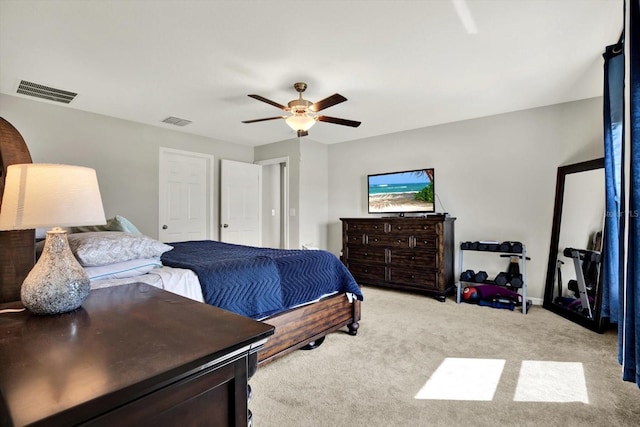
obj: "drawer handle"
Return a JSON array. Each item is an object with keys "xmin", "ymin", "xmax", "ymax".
[
  {"xmin": 364, "ymin": 252, "xmax": 368, "ymax": 256},
  {"xmin": 364, "ymin": 269, "xmax": 369, "ymax": 273},
  {"xmin": 397, "ymin": 239, "xmax": 402, "ymax": 243},
  {"xmin": 411, "ymin": 256, "xmax": 415, "ymax": 260},
  {"xmin": 411, "ymin": 274, "xmax": 415, "ymax": 279}
]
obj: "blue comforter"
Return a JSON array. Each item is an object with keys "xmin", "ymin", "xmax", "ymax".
[{"xmin": 161, "ymin": 240, "xmax": 363, "ymax": 319}]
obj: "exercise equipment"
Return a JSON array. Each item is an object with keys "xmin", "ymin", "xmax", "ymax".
[
  {"xmin": 460, "ymin": 269, "xmax": 475, "ymax": 282},
  {"xmin": 462, "ymin": 286, "xmax": 480, "ymax": 302},
  {"xmin": 495, "ymin": 254, "xmax": 530, "ymax": 288},
  {"xmin": 473, "ymin": 271, "xmax": 488, "ymax": 283},
  {"xmin": 479, "ymin": 298, "xmax": 515, "ymax": 311},
  {"xmin": 475, "ymin": 284, "xmax": 523, "ymax": 304},
  {"xmin": 560, "ymin": 247, "xmax": 601, "ymax": 319},
  {"xmin": 462, "ymin": 284, "xmax": 531, "ymax": 313},
  {"xmin": 499, "ymin": 242, "xmax": 511, "ymax": 252},
  {"xmin": 555, "ymin": 259, "xmax": 564, "ymax": 301},
  {"xmin": 457, "ymin": 240, "xmax": 530, "ymax": 314},
  {"xmin": 494, "ymin": 272, "xmax": 509, "ymax": 287}
]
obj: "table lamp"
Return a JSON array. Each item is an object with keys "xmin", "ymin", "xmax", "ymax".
[{"xmin": 0, "ymin": 163, "xmax": 106, "ymax": 315}]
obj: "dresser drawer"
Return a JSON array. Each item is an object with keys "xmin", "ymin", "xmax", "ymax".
[
  {"xmin": 347, "ymin": 246, "xmax": 386, "ymax": 264},
  {"xmin": 345, "ymin": 232, "xmax": 365, "ymax": 245},
  {"xmin": 389, "ymin": 249, "xmax": 437, "ymax": 269},
  {"xmin": 388, "ymin": 268, "xmax": 436, "ymax": 288},
  {"xmin": 345, "ymin": 221, "xmax": 388, "ymax": 234},
  {"xmin": 347, "ymin": 262, "xmax": 386, "ymax": 282},
  {"xmin": 413, "ymin": 236, "xmax": 437, "ymax": 250},
  {"xmin": 366, "ymin": 234, "xmax": 412, "ymax": 248},
  {"xmin": 387, "ymin": 221, "xmax": 437, "ymax": 234}
]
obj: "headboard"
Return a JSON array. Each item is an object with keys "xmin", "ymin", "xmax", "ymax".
[{"xmin": 0, "ymin": 117, "xmax": 35, "ymax": 303}]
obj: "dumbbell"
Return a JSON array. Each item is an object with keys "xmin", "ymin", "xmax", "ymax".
[
  {"xmin": 509, "ymin": 274, "xmax": 523, "ymax": 288},
  {"xmin": 473, "ymin": 271, "xmax": 488, "ymax": 283},
  {"xmin": 495, "ymin": 272, "xmax": 509, "ymax": 287},
  {"xmin": 510, "ymin": 241, "xmax": 523, "ymax": 253},
  {"xmin": 499, "ymin": 242, "xmax": 511, "ymax": 252},
  {"xmin": 460, "ymin": 269, "xmax": 475, "ymax": 282}
]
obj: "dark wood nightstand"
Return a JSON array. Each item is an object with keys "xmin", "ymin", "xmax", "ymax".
[{"xmin": 0, "ymin": 283, "xmax": 274, "ymax": 427}]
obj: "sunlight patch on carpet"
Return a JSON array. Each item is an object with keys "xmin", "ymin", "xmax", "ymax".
[
  {"xmin": 513, "ymin": 361, "xmax": 589, "ymax": 403},
  {"xmin": 415, "ymin": 357, "xmax": 505, "ymax": 401}
]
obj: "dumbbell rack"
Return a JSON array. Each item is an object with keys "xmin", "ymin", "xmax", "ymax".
[{"xmin": 456, "ymin": 241, "xmax": 528, "ymax": 314}]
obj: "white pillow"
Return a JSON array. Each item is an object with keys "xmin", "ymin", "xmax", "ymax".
[
  {"xmin": 66, "ymin": 232, "xmax": 173, "ymax": 267},
  {"xmin": 84, "ymin": 258, "xmax": 162, "ymax": 281}
]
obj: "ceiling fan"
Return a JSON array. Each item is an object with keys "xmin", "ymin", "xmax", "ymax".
[{"xmin": 242, "ymin": 82, "xmax": 361, "ymax": 137}]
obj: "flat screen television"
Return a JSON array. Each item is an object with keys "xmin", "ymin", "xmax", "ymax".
[{"xmin": 367, "ymin": 168, "xmax": 435, "ymax": 215}]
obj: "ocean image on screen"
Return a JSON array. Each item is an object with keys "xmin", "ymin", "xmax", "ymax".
[{"xmin": 368, "ymin": 169, "xmax": 434, "ymax": 213}]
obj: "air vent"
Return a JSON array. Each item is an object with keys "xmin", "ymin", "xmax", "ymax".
[
  {"xmin": 162, "ymin": 116, "xmax": 192, "ymax": 127},
  {"xmin": 16, "ymin": 80, "xmax": 77, "ymax": 104}
]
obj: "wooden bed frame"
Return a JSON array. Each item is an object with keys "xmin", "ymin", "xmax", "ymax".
[{"xmin": 0, "ymin": 116, "xmax": 361, "ymax": 367}]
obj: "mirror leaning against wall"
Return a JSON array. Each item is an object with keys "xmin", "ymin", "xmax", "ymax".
[{"xmin": 543, "ymin": 158, "xmax": 608, "ymax": 332}]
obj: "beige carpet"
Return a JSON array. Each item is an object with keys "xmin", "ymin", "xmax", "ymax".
[{"xmin": 250, "ymin": 286, "xmax": 640, "ymax": 427}]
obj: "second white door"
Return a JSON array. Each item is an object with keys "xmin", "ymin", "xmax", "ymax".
[{"xmin": 220, "ymin": 159, "xmax": 262, "ymax": 246}]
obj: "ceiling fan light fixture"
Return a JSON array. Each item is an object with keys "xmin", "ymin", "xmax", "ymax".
[
  {"xmin": 244, "ymin": 82, "xmax": 359, "ymax": 135},
  {"xmin": 285, "ymin": 114, "xmax": 316, "ymax": 132}
]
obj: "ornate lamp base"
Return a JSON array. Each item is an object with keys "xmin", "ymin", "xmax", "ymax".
[{"xmin": 21, "ymin": 228, "xmax": 90, "ymax": 315}]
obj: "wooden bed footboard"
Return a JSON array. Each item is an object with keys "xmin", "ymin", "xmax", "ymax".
[{"xmin": 257, "ymin": 292, "xmax": 361, "ymax": 366}]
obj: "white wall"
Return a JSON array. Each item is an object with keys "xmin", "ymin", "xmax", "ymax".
[
  {"xmin": 327, "ymin": 98, "xmax": 605, "ymax": 302},
  {"xmin": 0, "ymin": 94, "xmax": 254, "ymax": 239},
  {"xmin": 299, "ymin": 139, "xmax": 329, "ymax": 250}
]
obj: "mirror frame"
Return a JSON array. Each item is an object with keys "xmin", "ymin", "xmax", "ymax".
[{"xmin": 543, "ymin": 157, "xmax": 607, "ymax": 333}]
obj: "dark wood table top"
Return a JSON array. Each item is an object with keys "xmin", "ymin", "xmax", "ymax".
[{"xmin": 0, "ymin": 283, "xmax": 274, "ymax": 426}]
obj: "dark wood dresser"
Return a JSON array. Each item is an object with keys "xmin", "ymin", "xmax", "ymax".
[
  {"xmin": 341, "ymin": 216, "xmax": 456, "ymax": 300},
  {"xmin": 0, "ymin": 283, "xmax": 274, "ymax": 427}
]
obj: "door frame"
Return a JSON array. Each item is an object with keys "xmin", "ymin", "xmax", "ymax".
[
  {"xmin": 255, "ymin": 156, "xmax": 289, "ymax": 249},
  {"xmin": 158, "ymin": 147, "xmax": 215, "ymax": 240}
]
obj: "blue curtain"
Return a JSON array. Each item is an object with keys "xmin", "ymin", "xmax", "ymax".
[
  {"xmin": 622, "ymin": 0, "xmax": 640, "ymax": 386},
  {"xmin": 603, "ymin": 43, "xmax": 624, "ymax": 326}
]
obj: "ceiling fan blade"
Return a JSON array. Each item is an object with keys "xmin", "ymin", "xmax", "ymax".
[
  {"xmin": 248, "ymin": 94, "xmax": 288, "ymax": 111},
  {"xmin": 317, "ymin": 115, "xmax": 361, "ymax": 127},
  {"xmin": 309, "ymin": 94, "xmax": 347, "ymax": 112},
  {"xmin": 242, "ymin": 116, "xmax": 285, "ymax": 124}
]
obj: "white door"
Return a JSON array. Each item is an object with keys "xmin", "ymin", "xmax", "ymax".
[
  {"xmin": 220, "ymin": 159, "xmax": 262, "ymax": 246},
  {"xmin": 159, "ymin": 148, "xmax": 213, "ymax": 242}
]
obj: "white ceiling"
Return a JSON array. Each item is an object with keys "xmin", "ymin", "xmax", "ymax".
[{"xmin": 0, "ymin": 0, "xmax": 623, "ymax": 147}]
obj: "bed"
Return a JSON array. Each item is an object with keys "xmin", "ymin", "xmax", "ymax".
[{"xmin": 0, "ymin": 116, "xmax": 362, "ymax": 366}]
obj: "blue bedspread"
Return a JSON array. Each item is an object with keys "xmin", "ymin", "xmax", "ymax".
[{"xmin": 161, "ymin": 240, "xmax": 363, "ymax": 319}]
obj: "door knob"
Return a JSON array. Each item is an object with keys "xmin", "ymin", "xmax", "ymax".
[
  {"xmin": 162, "ymin": 225, "xmax": 168, "ymax": 230},
  {"xmin": 223, "ymin": 224, "xmax": 229, "ymax": 228}
]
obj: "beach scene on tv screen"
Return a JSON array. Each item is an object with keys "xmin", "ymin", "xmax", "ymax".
[{"xmin": 368, "ymin": 169, "xmax": 434, "ymax": 213}]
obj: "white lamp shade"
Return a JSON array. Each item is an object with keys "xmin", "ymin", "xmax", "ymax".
[
  {"xmin": 285, "ymin": 114, "xmax": 316, "ymax": 132},
  {"xmin": 0, "ymin": 163, "xmax": 106, "ymax": 230}
]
